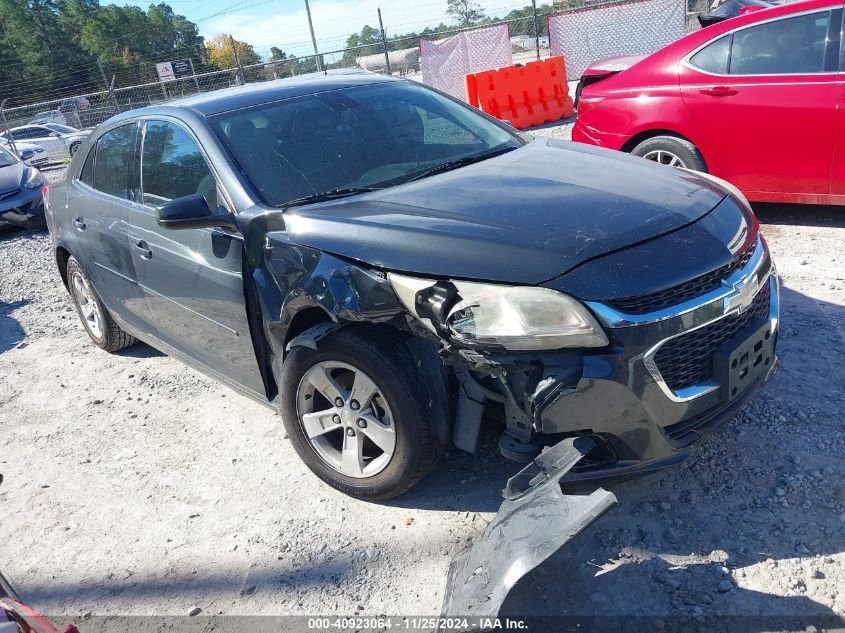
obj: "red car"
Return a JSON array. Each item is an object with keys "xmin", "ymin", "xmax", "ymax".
[{"xmin": 572, "ymin": 0, "xmax": 844, "ymax": 205}]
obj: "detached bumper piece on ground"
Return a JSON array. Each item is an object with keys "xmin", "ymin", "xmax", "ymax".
[{"xmin": 440, "ymin": 438, "xmax": 616, "ymax": 626}]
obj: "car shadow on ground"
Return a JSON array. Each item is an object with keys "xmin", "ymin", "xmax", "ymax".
[
  {"xmin": 753, "ymin": 202, "xmax": 845, "ymax": 228},
  {"xmin": 115, "ymin": 342, "xmax": 165, "ymax": 359},
  {"xmin": 0, "ymin": 299, "xmax": 27, "ymax": 354}
]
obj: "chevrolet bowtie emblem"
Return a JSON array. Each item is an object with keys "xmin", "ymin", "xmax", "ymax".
[{"xmin": 723, "ymin": 275, "xmax": 759, "ymax": 316}]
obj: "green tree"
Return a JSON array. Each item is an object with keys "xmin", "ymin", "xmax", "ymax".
[{"xmin": 446, "ymin": 0, "xmax": 485, "ymax": 27}]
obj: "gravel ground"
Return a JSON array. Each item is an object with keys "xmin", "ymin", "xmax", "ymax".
[{"xmin": 1, "ymin": 126, "xmax": 844, "ymax": 632}]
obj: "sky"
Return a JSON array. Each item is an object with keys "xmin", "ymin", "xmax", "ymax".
[{"xmin": 107, "ymin": 0, "xmax": 536, "ymax": 58}]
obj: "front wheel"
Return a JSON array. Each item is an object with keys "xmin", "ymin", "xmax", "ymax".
[
  {"xmin": 279, "ymin": 326, "xmax": 440, "ymax": 500},
  {"xmin": 630, "ymin": 135, "xmax": 707, "ymax": 172},
  {"xmin": 69, "ymin": 141, "xmax": 81, "ymax": 157}
]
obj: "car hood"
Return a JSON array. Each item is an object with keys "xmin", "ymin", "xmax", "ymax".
[
  {"xmin": 0, "ymin": 162, "xmax": 24, "ymax": 193},
  {"xmin": 282, "ymin": 138, "xmax": 727, "ymax": 284}
]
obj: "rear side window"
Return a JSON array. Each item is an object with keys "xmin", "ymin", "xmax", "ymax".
[
  {"xmin": 690, "ymin": 35, "xmax": 731, "ymax": 74},
  {"xmin": 92, "ymin": 124, "xmax": 135, "ymax": 198},
  {"xmin": 731, "ymin": 11, "xmax": 831, "ymax": 75},
  {"xmin": 141, "ymin": 120, "xmax": 217, "ymax": 209}
]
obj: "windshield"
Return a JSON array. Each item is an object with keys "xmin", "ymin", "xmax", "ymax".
[
  {"xmin": 0, "ymin": 144, "xmax": 18, "ymax": 167},
  {"xmin": 210, "ymin": 81, "xmax": 522, "ymax": 207},
  {"xmin": 45, "ymin": 124, "xmax": 78, "ymax": 134}
]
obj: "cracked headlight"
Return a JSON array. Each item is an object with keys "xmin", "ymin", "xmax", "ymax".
[
  {"xmin": 389, "ymin": 273, "xmax": 608, "ymax": 351},
  {"xmin": 23, "ymin": 168, "xmax": 44, "ymax": 189}
]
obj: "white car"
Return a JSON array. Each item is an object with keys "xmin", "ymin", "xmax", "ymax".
[
  {"xmin": 29, "ymin": 111, "xmax": 68, "ymax": 126},
  {"xmin": 0, "ymin": 123, "xmax": 90, "ymax": 164}
]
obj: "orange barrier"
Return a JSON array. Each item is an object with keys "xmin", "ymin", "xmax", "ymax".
[{"xmin": 465, "ymin": 56, "xmax": 574, "ymax": 129}]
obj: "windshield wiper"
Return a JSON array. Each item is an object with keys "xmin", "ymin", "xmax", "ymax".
[
  {"xmin": 407, "ymin": 146, "xmax": 518, "ymax": 183},
  {"xmin": 283, "ymin": 187, "xmax": 381, "ymax": 208}
]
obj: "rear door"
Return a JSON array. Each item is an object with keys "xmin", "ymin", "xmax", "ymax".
[
  {"xmin": 679, "ymin": 7, "xmax": 841, "ymax": 198},
  {"xmin": 127, "ymin": 118, "xmax": 265, "ymax": 396},
  {"xmin": 65, "ymin": 123, "xmax": 154, "ymax": 333}
]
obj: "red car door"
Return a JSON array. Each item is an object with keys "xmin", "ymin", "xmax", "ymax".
[{"xmin": 679, "ymin": 7, "xmax": 841, "ymax": 201}]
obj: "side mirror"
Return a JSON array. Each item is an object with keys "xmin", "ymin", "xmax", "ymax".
[
  {"xmin": 49, "ymin": 132, "xmax": 60, "ymax": 138},
  {"xmin": 19, "ymin": 149, "xmax": 35, "ymax": 161},
  {"xmin": 156, "ymin": 194, "xmax": 239, "ymax": 232}
]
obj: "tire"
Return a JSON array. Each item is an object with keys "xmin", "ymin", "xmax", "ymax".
[
  {"xmin": 279, "ymin": 325, "xmax": 440, "ymax": 500},
  {"xmin": 69, "ymin": 142, "xmax": 81, "ymax": 157},
  {"xmin": 630, "ymin": 135, "xmax": 707, "ymax": 172},
  {"xmin": 66, "ymin": 256, "xmax": 137, "ymax": 352}
]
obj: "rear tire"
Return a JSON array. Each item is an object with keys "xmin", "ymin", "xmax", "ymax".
[
  {"xmin": 66, "ymin": 256, "xmax": 136, "ymax": 352},
  {"xmin": 630, "ymin": 135, "xmax": 707, "ymax": 172},
  {"xmin": 279, "ymin": 325, "xmax": 440, "ymax": 500}
]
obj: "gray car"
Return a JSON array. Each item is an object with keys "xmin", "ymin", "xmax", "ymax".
[
  {"xmin": 46, "ymin": 75, "xmax": 779, "ymax": 500},
  {"xmin": 0, "ymin": 143, "xmax": 45, "ymax": 229}
]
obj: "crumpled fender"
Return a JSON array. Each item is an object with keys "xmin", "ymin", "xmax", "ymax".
[{"xmin": 439, "ymin": 437, "xmax": 616, "ymax": 623}]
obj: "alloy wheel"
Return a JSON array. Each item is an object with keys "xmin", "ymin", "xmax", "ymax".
[
  {"xmin": 71, "ymin": 271, "xmax": 104, "ymax": 339},
  {"xmin": 642, "ymin": 149, "xmax": 686, "ymax": 168},
  {"xmin": 296, "ymin": 361, "xmax": 396, "ymax": 479}
]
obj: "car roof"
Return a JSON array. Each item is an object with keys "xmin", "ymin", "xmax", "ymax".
[{"xmin": 166, "ymin": 70, "xmax": 396, "ymax": 116}]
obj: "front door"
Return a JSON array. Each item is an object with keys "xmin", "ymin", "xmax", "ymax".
[
  {"xmin": 679, "ymin": 7, "xmax": 841, "ymax": 199},
  {"xmin": 128, "ymin": 118, "xmax": 265, "ymax": 396}
]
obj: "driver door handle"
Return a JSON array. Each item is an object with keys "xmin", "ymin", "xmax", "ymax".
[
  {"xmin": 72, "ymin": 217, "xmax": 86, "ymax": 230},
  {"xmin": 700, "ymin": 86, "xmax": 738, "ymax": 97},
  {"xmin": 134, "ymin": 240, "xmax": 152, "ymax": 259}
]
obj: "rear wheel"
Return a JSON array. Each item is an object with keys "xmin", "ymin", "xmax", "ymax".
[
  {"xmin": 66, "ymin": 256, "xmax": 136, "ymax": 352},
  {"xmin": 631, "ymin": 135, "xmax": 707, "ymax": 172},
  {"xmin": 279, "ymin": 326, "xmax": 440, "ymax": 500}
]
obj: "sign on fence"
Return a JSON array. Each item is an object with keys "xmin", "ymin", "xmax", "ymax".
[
  {"xmin": 155, "ymin": 59, "xmax": 195, "ymax": 83},
  {"xmin": 420, "ymin": 24, "xmax": 512, "ymax": 101},
  {"xmin": 548, "ymin": 0, "xmax": 685, "ymax": 78}
]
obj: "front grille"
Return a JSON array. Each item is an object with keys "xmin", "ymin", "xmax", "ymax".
[
  {"xmin": 609, "ymin": 239, "xmax": 758, "ymax": 314},
  {"xmin": 654, "ymin": 281, "xmax": 770, "ymax": 392},
  {"xmin": 0, "ymin": 188, "xmax": 21, "ymax": 202}
]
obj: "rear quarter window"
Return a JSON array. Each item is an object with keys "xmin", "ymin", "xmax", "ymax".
[{"xmin": 689, "ymin": 35, "xmax": 731, "ymax": 74}]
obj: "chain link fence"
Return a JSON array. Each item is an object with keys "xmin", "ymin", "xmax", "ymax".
[{"xmin": 0, "ymin": 0, "xmax": 713, "ymax": 167}]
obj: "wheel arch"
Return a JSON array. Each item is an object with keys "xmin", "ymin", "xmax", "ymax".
[
  {"xmin": 55, "ymin": 245, "xmax": 72, "ymax": 289},
  {"xmin": 620, "ymin": 129, "xmax": 709, "ymax": 171}
]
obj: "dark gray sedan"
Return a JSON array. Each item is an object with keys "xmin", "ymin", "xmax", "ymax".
[
  {"xmin": 46, "ymin": 73, "xmax": 779, "ymax": 500},
  {"xmin": 0, "ymin": 144, "xmax": 45, "ymax": 229}
]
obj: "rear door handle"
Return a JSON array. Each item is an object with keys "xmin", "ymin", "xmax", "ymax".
[
  {"xmin": 700, "ymin": 86, "xmax": 738, "ymax": 97},
  {"xmin": 72, "ymin": 217, "xmax": 86, "ymax": 230},
  {"xmin": 133, "ymin": 240, "xmax": 152, "ymax": 259}
]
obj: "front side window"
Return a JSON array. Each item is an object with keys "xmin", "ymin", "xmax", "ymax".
[
  {"xmin": 92, "ymin": 124, "xmax": 135, "ymax": 198},
  {"xmin": 730, "ymin": 11, "xmax": 831, "ymax": 75},
  {"xmin": 141, "ymin": 120, "xmax": 217, "ymax": 209},
  {"xmin": 210, "ymin": 81, "xmax": 521, "ymax": 207}
]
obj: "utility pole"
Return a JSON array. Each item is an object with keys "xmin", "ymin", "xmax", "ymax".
[
  {"xmin": 229, "ymin": 34, "xmax": 245, "ymax": 85},
  {"xmin": 304, "ymin": 0, "xmax": 323, "ymax": 73},
  {"xmin": 378, "ymin": 7, "xmax": 391, "ymax": 75},
  {"xmin": 97, "ymin": 60, "xmax": 110, "ymax": 91},
  {"xmin": 531, "ymin": 0, "xmax": 541, "ymax": 61}
]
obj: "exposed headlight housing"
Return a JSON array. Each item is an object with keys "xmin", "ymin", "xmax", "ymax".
[
  {"xmin": 23, "ymin": 168, "xmax": 44, "ymax": 189},
  {"xmin": 389, "ymin": 273, "xmax": 608, "ymax": 351}
]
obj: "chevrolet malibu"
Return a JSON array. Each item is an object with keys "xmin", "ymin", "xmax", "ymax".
[{"xmin": 46, "ymin": 74, "xmax": 780, "ymax": 500}]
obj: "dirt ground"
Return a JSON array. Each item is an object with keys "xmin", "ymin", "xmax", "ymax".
[{"xmin": 1, "ymin": 126, "xmax": 843, "ymax": 632}]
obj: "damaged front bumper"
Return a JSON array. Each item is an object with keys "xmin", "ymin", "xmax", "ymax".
[
  {"xmin": 440, "ymin": 437, "xmax": 616, "ymax": 623},
  {"xmin": 450, "ymin": 234, "xmax": 780, "ymax": 481}
]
